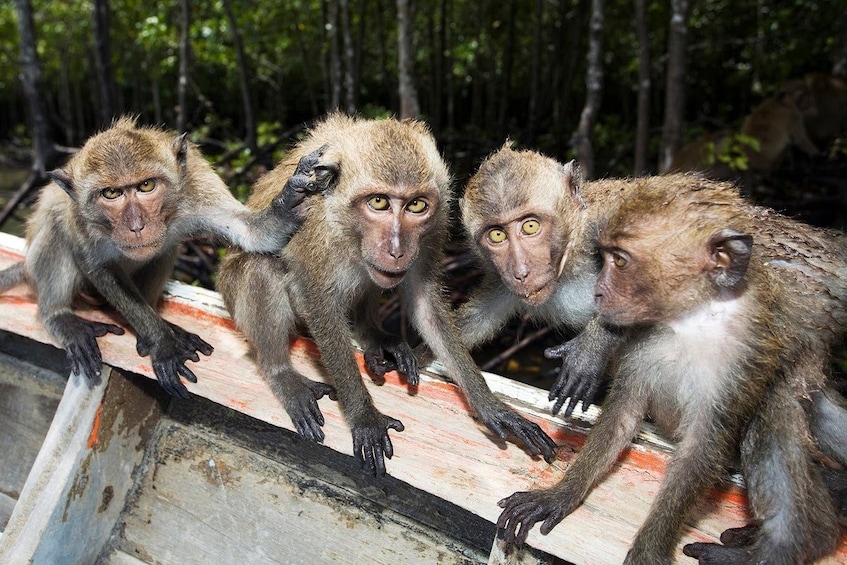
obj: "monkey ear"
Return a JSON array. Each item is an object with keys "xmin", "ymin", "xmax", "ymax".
[
  {"xmin": 172, "ymin": 133, "xmax": 189, "ymax": 170},
  {"xmin": 49, "ymin": 168, "xmax": 75, "ymax": 200},
  {"xmin": 562, "ymin": 160, "xmax": 586, "ymax": 206},
  {"xmin": 707, "ymin": 229, "xmax": 753, "ymax": 288}
]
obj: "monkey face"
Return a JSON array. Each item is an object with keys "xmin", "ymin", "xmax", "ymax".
[
  {"xmin": 480, "ymin": 215, "xmax": 561, "ymax": 306},
  {"xmin": 356, "ymin": 189, "xmax": 440, "ymax": 289},
  {"xmin": 94, "ymin": 178, "xmax": 171, "ymax": 261}
]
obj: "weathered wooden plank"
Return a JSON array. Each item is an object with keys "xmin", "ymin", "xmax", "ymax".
[
  {"xmin": 0, "ymin": 366, "xmax": 165, "ymax": 564},
  {"xmin": 113, "ymin": 421, "xmax": 486, "ymax": 565},
  {"xmin": 0, "ymin": 232, "xmax": 843, "ymax": 563}
]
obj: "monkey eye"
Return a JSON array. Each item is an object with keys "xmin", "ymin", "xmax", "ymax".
[
  {"xmin": 406, "ymin": 199, "xmax": 427, "ymax": 213},
  {"xmin": 612, "ymin": 251, "xmax": 629, "ymax": 269},
  {"xmin": 487, "ymin": 228, "xmax": 507, "ymax": 244},
  {"xmin": 367, "ymin": 195, "xmax": 390, "ymax": 211},
  {"xmin": 521, "ymin": 219, "xmax": 540, "ymax": 235},
  {"xmin": 137, "ymin": 179, "xmax": 156, "ymax": 193},
  {"xmin": 100, "ymin": 187, "xmax": 123, "ymax": 200}
]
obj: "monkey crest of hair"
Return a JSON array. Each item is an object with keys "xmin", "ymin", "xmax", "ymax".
[{"xmin": 219, "ymin": 113, "xmax": 557, "ymax": 477}]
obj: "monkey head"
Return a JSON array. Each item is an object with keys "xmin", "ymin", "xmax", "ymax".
[
  {"xmin": 49, "ymin": 116, "xmax": 183, "ymax": 262},
  {"xmin": 298, "ymin": 115, "xmax": 451, "ymax": 290},
  {"xmin": 462, "ymin": 145, "xmax": 583, "ymax": 306},
  {"xmin": 594, "ymin": 179, "xmax": 753, "ymax": 326}
]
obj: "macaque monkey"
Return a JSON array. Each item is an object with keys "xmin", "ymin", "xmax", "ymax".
[
  {"xmin": 739, "ymin": 90, "xmax": 820, "ymax": 173},
  {"xmin": 217, "ymin": 114, "xmax": 555, "ymax": 477},
  {"xmin": 0, "ymin": 117, "xmax": 321, "ymax": 398},
  {"xmin": 780, "ymin": 73, "xmax": 847, "ymax": 149},
  {"xmin": 456, "ymin": 144, "xmax": 624, "ymax": 417},
  {"xmin": 669, "ymin": 88, "xmax": 820, "ymax": 177},
  {"xmin": 497, "ymin": 179, "xmax": 844, "ymax": 564}
]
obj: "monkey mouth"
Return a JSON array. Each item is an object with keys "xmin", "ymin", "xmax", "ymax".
[
  {"xmin": 367, "ymin": 264, "xmax": 408, "ymax": 288},
  {"xmin": 517, "ymin": 282, "xmax": 554, "ymax": 306},
  {"xmin": 117, "ymin": 236, "xmax": 165, "ymax": 259}
]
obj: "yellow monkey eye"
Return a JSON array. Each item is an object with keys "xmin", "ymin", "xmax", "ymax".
[
  {"xmin": 612, "ymin": 252, "xmax": 629, "ymax": 269},
  {"xmin": 367, "ymin": 195, "xmax": 390, "ymax": 210},
  {"xmin": 487, "ymin": 228, "xmax": 507, "ymax": 244},
  {"xmin": 101, "ymin": 187, "xmax": 123, "ymax": 200},
  {"xmin": 521, "ymin": 219, "xmax": 540, "ymax": 235},
  {"xmin": 137, "ymin": 179, "xmax": 156, "ymax": 193},
  {"xmin": 406, "ymin": 199, "xmax": 427, "ymax": 213}
]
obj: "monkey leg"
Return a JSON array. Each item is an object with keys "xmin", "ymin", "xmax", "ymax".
[
  {"xmin": 809, "ymin": 386, "xmax": 847, "ymax": 467},
  {"xmin": 497, "ymin": 381, "xmax": 645, "ymax": 546},
  {"xmin": 219, "ymin": 254, "xmax": 336, "ymax": 442},
  {"xmin": 545, "ymin": 317, "xmax": 622, "ymax": 417},
  {"xmin": 684, "ymin": 385, "xmax": 840, "ymax": 565}
]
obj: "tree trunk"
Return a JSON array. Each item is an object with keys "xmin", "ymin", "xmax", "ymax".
[
  {"xmin": 222, "ymin": 0, "xmax": 257, "ymax": 152},
  {"xmin": 340, "ymin": 0, "xmax": 356, "ymax": 114},
  {"xmin": 633, "ymin": 0, "xmax": 651, "ymax": 176},
  {"xmin": 396, "ymin": 0, "xmax": 420, "ymax": 119},
  {"xmin": 13, "ymin": 0, "xmax": 57, "ymax": 176},
  {"xmin": 573, "ymin": 0, "xmax": 604, "ymax": 179},
  {"xmin": 659, "ymin": 0, "xmax": 689, "ymax": 173},
  {"xmin": 177, "ymin": 0, "xmax": 191, "ymax": 133},
  {"xmin": 834, "ymin": 8, "xmax": 847, "ymax": 76},
  {"xmin": 92, "ymin": 0, "xmax": 115, "ymax": 126},
  {"xmin": 497, "ymin": 2, "xmax": 516, "ymax": 139},
  {"xmin": 527, "ymin": 0, "xmax": 543, "ymax": 142},
  {"xmin": 327, "ymin": 0, "xmax": 342, "ymax": 111}
]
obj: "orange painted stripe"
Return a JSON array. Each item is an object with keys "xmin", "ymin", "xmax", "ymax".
[{"xmin": 87, "ymin": 404, "xmax": 103, "ymax": 449}]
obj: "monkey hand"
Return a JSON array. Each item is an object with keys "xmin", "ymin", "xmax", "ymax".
[
  {"xmin": 283, "ymin": 376, "xmax": 336, "ymax": 443},
  {"xmin": 63, "ymin": 315, "xmax": 126, "ymax": 383},
  {"xmin": 351, "ymin": 411, "xmax": 405, "ymax": 477},
  {"xmin": 479, "ymin": 403, "xmax": 557, "ymax": 462},
  {"xmin": 363, "ymin": 340, "xmax": 419, "ymax": 385},
  {"xmin": 545, "ymin": 336, "xmax": 606, "ymax": 418},
  {"xmin": 272, "ymin": 144, "xmax": 340, "ymax": 215},
  {"xmin": 682, "ymin": 524, "xmax": 761, "ymax": 565},
  {"xmin": 496, "ymin": 486, "xmax": 580, "ymax": 546},
  {"xmin": 140, "ymin": 325, "xmax": 213, "ymax": 399}
]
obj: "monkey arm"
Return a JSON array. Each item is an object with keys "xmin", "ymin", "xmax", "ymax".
[
  {"xmin": 407, "ymin": 275, "xmax": 556, "ymax": 461},
  {"xmin": 299, "ymin": 293, "xmax": 404, "ymax": 477},
  {"xmin": 82, "ymin": 262, "xmax": 211, "ymax": 398},
  {"xmin": 545, "ymin": 316, "xmax": 625, "ymax": 417},
  {"xmin": 497, "ymin": 379, "xmax": 646, "ymax": 546},
  {"xmin": 187, "ymin": 146, "xmax": 338, "ymax": 253},
  {"xmin": 455, "ymin": 275, "xmax": 523, "ymax": 349}
]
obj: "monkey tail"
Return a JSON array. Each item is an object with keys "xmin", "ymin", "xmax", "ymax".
[{"xmin": 0, "ymin": 262, "xmax": 25, "ymax": 292}]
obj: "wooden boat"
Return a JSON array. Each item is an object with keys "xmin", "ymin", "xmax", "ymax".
[{"xmin": 0, "ymin": 231, "xmax": 844, "ymax": 564}]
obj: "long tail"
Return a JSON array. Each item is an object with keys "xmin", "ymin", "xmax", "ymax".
[{"xmin": 0, "ymin": 262, "xmax": 25, "ymax": 292}]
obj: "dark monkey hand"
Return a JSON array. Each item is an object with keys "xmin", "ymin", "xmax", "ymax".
[
  {"xmin": 273, "ymin": 144, "xmax": 340, "ymax": 215},
  {"xmin": 496, "ymin": 487, "xmax": 580, "ymax": 546},
  {"xmin": 351, "ymin": 411, "xmax": 405, "ymax": 477},
  {"xmin": 283, "ymin": 376, "xmax": 337, "ymax": 443},
  {"xmin": 546, "ymin": 336, "xmax": 605, "ymax": 418},
  {"xmin": 364, "ymin": 339, "xmax": 419, "ymax": 385},
  {"xmin": 64, "ymin": 315, "xmax": 125, "ymax": 383},
  {"xmin": 480, "ymin": 403, "xmax": 557, "ymax": 462},
  {"xmin": 136, "ymin": 323, "xmax": 214, "ymax": 399},
  {"xmin": 682, "ymin": 524, "xmax": 761, "ymax": 565}
]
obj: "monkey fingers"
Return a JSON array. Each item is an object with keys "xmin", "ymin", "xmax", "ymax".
[
  {"xmin": 149, "ymin": 339, "xmax": 204, "ymax": 399},
  {"xmin": 496, "ymin": 489, "xmax": 571, "ymax": 546},
  {"xmin": 481, "ymin": 407, "xmax": 557, "ymax": 462},
  {"xmin": 351, "ymin": 414, "xmax": 405, "ymax": 477},
  {"xmin": 682, "ymin": 541, "xmax": 756, "ymax": 565},
  {"xmin": 545, "ymin": 341, "xmax": 603, "ymax": 418},
  {"xmin": 167, "ymin": 322, "xmax": 215, "ymax": 356},
  {"xmin": 273, "ymin": 145, "xmax": 340, "ymax": 214},
  {"xmin": 363, "ymin": 341, "xmax": 419, "ymax": 385},
  {"xmin": 283, "ymin": 378, "xmax": 336, "ymax": 443},
  {"xmin": 64, "ymin": 317, "xmax": 126, "ymax": 382}
]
